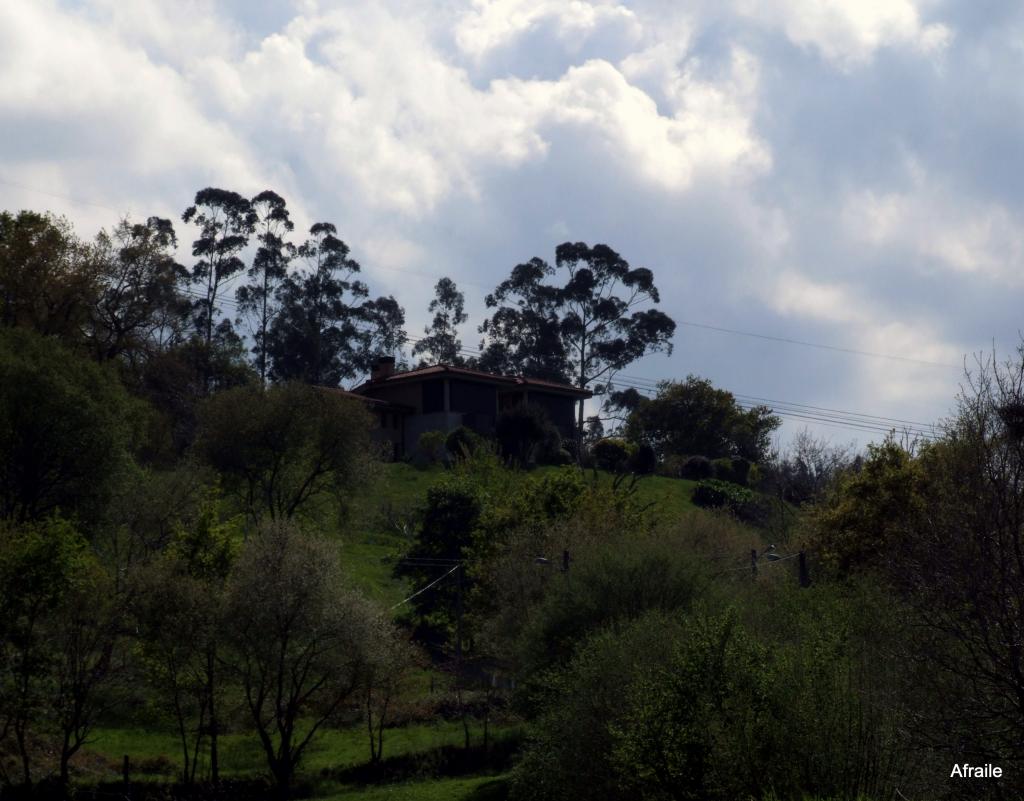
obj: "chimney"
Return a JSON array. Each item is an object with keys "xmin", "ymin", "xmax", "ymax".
[{"xmin": 371, "ymin": 356, "xmax": 396, "ymax": 381}]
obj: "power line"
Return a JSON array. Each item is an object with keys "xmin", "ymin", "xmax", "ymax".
[{"xmin": 672, "ymin": 319, "xmax": 960, "ymax": 369}]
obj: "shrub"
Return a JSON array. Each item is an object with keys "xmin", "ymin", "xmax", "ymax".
[
  {"xmin": 711, "ymin": 457, "xmax": 736, "ymax": 483},
  {"xmin": 658, "ymin": 453, "xmax": 687, "ymax": 478},
  {"xmin": 496, "ymin": 404, "xmax": 562, "ymax": 467},
  {"xmin": 591, "ymin": 438, "xmax": 635, "ymax": 473},
  {"xmin": 680, "ymin": 455, "xmax": 713, "ymax": 480},
  {"xmin": 692, "ymin": 479, "xmax": 754, "ymax": 515},
  {"xmin": 629, "ymin": 443, "xmax": 658, "ymax": 475},
  {"xmin": 730, "ymin": 457, "xmax": 751, "ymax": 486},
  {"xmin": 417, "ymin": 430, "xmax": 447, "ymax": 464},
  {"xmin": 445, "ymin": 426, "xmax": 485, "ymax": 459}
]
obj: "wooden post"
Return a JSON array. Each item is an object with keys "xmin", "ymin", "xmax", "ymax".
[
  {"xmin": 798, "ymin": 551, "xmax": 811, "ymax": 588},
  {"xmin": 750, "ymin": 548, "xmax": 758, "ymax": 579}
]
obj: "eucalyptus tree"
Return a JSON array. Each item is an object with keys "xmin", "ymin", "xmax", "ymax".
[
  {"xmin": 181, "ymin": 188, "xmax": 256, "ymax": 348},
  {"xmin": 91, "ymin": 216, "xmax": 189, "ymax": 363},
  {"xmin": 479, "ymin": 243, "xmax": 676, "ymax": 436},
  {"xmin": 412, "ymin": 277, "xmax": 467, "ymax": 366},
  {"xmin": 267, "ymin": 222, "xmax": 405, "ymax": 385},
  {"xmin": 235, "ymin": 191, "xmax": 294, "ymax": 384}
]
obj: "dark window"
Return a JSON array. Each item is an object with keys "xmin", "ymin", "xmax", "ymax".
[{"xmin": 422, "ymin": 378, "xmax": 445, "ymax": 413}]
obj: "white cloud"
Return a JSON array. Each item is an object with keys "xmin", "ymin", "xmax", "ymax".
[
  {"xmin": 455, "ymin": 0, "xmax": 640, "ymax": 59},
  {"xmin": 843, "ymin": 171, "xmax": 1024, "ymax": 284},
  {"xmin": 735, "ymin": 0, "xmax": 951, "ymax": 68}
]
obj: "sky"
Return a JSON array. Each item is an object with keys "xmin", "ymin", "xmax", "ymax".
[{"xmin": 3, "ymin": 0, "xmax": 1024, "ymax": 449}]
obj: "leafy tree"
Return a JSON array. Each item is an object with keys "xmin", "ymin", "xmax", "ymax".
[
  {"xmin": 236, "ymin": 191, "xmax": 294, "ymax": 384},
  {"xmin": 90, "ymin": 216, "xmax": 189, "ymax": 364},
  {"xmin": 624, "ymin": 376, "xmax": 780, "ymax": 463},
  {"xmin": 0, "ymin": 517, "xmax": 87, "ymax": 786},
  {"xmin": 267, "ymin": 223, "xmax": 405, "ymax": 386},
  {"xmin": 0, "ymin": 328, "xmax": 137, "ymax": 524},
  {"xmin": 132, "ymin": 494, "xmax": 239, "ymax": 784},
  {"xmin": 495, "ymin": 403, "xmax": 561, "ymax": 466},
  {"xmin": 479, "ymin": 244, "xmax": 676, "ymax": 438},
  {"xmin": 476, "ymin": 258, "xmax": 568, "ymax": 382},
  {"xmin": 194, "ymin": 382, "xmax": 375, "ymax": 525},
  {"xmin": 182, "ymin": 188, "xmax": 256, "ymax": 349},
  {"xmin": 0, "ymin": 210, "xmax": 98, "ymax": 346},
  {"xmin": 412, "ymin": 277, "xmax": 467, "ymax": 365},
  {"xmin": 222, "ymin": 522, "xmax": 377, "ymax": 798}
]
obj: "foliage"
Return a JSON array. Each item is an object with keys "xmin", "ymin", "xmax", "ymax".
[
  {"xmin": 624, "ymin": 376, "xmax": 780, "ymax": 463},
  {"xmin": 0, "ymin": 327, "xmax": 138, "ymax": 525},
  {"xmin": 763, "ymin": 428, "xmax": 856, "ymax": 506},
  {"xmin": 509, "ymin": 612, "xmax": 683, "ymax": 801},
  {"xmin": 235, "ymin": 191, "xmax": 295, "ymax": 384},
  {"xmin": 590, "ymin": 438, "xmax": 634, "ymax": 473},
  {"xmin": 182, "ymin": 188, "xmax": 255, "ymax": 349},
  {"xmin": 691, "ymin": 479, "xmax": 755, "ymax": 515},
  {"xmin": 0, "ymin": 210, "xmax": 98, "ymax": 347},
  {"xmin": 478, "ymin": 243, "xmax": 675, "ymax": 436},
  {"xmin": 809, "ymin": 439, "xmax": 925, "ymax": 575},
  {"xmin": 417, "ymin": 430, "xmax": 448, "ymax": 464},
  {"xmin": 90, "ymin": 216, "xmax": 190, "ymax": 364},
  {"xmin": 628, "ymin": 442, "xmax": 657, "ymax": 475},
  {"xmin": 495, "ymin": 403, "xmax": 561, "ymax": 466},
  {"xmin": 710, "ymin": 456, "xmax": 751, "ymax": 486},
  {"xmin": 413, "ymin": 277, "xmax": 467, "ymax": 366},
  {"xmin": 267, "ymin": 222, "xmax": 405, "ymax": 386},
  {"xmin": 680, "ymin": 454, "xmax": 713, "ymax": 480},
  {"xmin": 222, "ymin": 521, "xmax": 380, "ymax": 797},
  {"xmin": 194, "ymin": 382, "xmax": 375, "ymax": 524},
  {"xmin": 445, "ymin": 426, "xmax": 486, "ymax": 460}
]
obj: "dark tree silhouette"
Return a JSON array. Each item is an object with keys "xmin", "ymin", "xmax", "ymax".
[
  {"xmin": 267, "ymin": 223, "xmax": 405, "ymax": 386},
  {"xmin": 479, "ymin": 243, "xmax": 676, "ymax": 436},
  {"xmin": 412, "ymin": 277, "xmax": 467, "ymax": 365},
  {"xmin": 235, "ymin": 191, "xmax": 294, "ymax": 385},
  {"xmin": 182, "ymin": 188, "xmax": 256, "ymax": 348}
]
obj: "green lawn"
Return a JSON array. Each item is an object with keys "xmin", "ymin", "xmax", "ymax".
[
  {"xmin": 322, "ymin": 775, "xmax": 509, "ymax": 801},
  {"xmin": 340, "ymin": 463, "xmax": 705, "ymax": 606}
]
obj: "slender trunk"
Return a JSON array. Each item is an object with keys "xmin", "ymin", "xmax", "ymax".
[{"xmin": 208, "ymin": 647, "xmax": 219, "ymax": 784}]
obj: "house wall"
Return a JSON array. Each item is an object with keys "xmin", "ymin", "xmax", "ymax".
[
  {"xmin": 450, "ymin": 379, "xmax": 498, "ymax": 434},
  {"xmin": 404, "ymin": 411, "xmax": 463, "ymax": 454},
  {"xmin": 361, "ymin": 382, "xmax": 422, "ymax": 412}
]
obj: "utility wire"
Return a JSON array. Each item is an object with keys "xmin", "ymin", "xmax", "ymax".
[{"xmin": 390, "ymin": 564, "xmax": 460, "ymax": 611}]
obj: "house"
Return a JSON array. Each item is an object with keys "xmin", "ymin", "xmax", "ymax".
[{"xmin": 350, "ymin": 357, "xmax": 592, "ymax": 459}]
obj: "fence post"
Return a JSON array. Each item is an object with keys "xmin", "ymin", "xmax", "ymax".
[
  {"xmin": 798, "ymin": 551, "xmax": 811, "ymax": 588},
  {"xmin": 750, "ymin": 548, "xmax": 758, "ymax": 579}
]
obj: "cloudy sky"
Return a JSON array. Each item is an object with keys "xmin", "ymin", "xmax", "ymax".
[{"xmin": 3, "ymin": 0, "xmax": 1023, "ymax": 447}]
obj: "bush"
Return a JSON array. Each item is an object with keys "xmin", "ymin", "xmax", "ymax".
[
  {"xmin": 496, "ymin": 404, "xmax": 561, "ymax": 467},
  {"xmin": 629, "ymin": 443, "xmax": 657, "ymax": 475},
  {"xmin": 692, "ymin": 479, "xmax": 754, "ymax": 515},
  {"xmin": 591, "ymin": 438, "xmax": 635, "ymax": 473},
  {"xmin": 417, "ymin": 430, "xmax": 447, "ymax": 464},
  {"xmin": 680, "ymin": 455, "xmax": 713, "ymax": 480},
  {"xmin": 445, "ymin": 426, "xmax": 485, "ymax": 459}
]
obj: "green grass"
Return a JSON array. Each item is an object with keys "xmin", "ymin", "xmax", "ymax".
[
  {"xmin": 80, "ymin": 720, "xmax": 511, "ymax": 784},
  {"xmin": 321, "ymin": 774, "xmax": 509, "ymax": 801},
  {"xmin": 340, "ymin": 463, "xmax": 709, "ymax": 606}
]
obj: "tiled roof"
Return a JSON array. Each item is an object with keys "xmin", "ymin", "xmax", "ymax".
[{"xmin": 352, "ymin": 363, "xmax": 592, "ymax": 398}]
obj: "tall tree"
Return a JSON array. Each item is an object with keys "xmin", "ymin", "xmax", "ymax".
[
  {"xmin": 479, "ymin": 243, "xmax": 676, "ymax": 437},
  {"xmin": 236, "ymin": 191, "xmax": 294, "ymax": 384},
  {"xmin": 622, "ymin": 376, "xmax": 780, "ymax": 463},
  {"xmin": 91, "ymin": 216, "xmax": 189, "ymax": 364},
  {"xmin": 477, "ymin": 257, "xmax": 568, "ymax": 382},
  {"xmin": 267, "ymin": 223, "xmax": 405, "ymax": 386},
  {"xmin": 181, "ymin": 188, "xmax": 256, "ymax": 348},
  {"xmin": 0, "ymin": 210, "xmax": 98, "ymax": 346},
  {"xmin": 412, "ymin": 277, "xmax": 467, "ymax": 366},
  {"xmin": 223, "ymin": 522, "xmax": 377, "ymax": 799}
]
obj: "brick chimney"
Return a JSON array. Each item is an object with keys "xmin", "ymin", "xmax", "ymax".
[{"xmin": 371, "ymin": 356, "xmax": 396, "ymax": 381}]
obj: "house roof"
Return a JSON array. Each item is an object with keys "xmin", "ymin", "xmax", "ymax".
[
  {"xmin": 325, "ymin": 387, "xmax": 415, "ymax": 412},
  {"xmin": 352, "ymin": 363, "xmax": 593, "ymax": 398}
]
